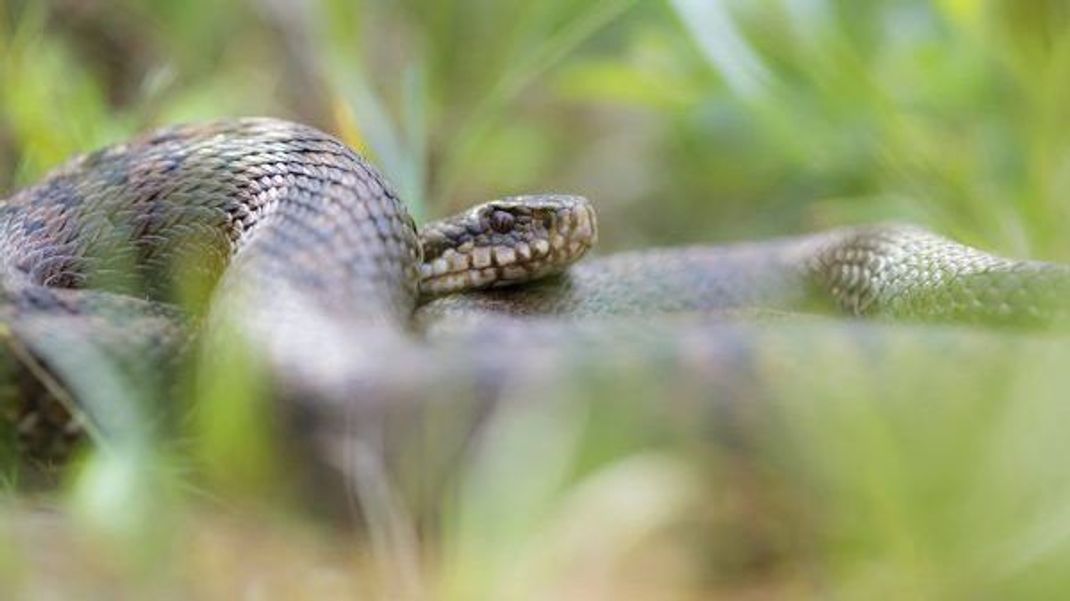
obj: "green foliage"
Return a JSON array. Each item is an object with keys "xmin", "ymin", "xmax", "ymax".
[{"xmin": 2, "ymin": 0, "xmax": 1070, "ymax": 597}]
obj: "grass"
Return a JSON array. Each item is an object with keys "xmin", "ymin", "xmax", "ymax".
[{"xmin": 2, "ymin": 0, "xmax": 1070, "ymax": 598}]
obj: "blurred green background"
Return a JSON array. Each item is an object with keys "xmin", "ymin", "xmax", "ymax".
[
  {"xmin": 3, "ymin": 0, "xmax": 1070, "ymax": 598},
  {"xmin": 5, "ymin": 0, "xmax": 1069, "ymax": 257}
]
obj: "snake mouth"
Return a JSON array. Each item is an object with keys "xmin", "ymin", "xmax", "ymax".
[{"xmin": 418, "ymin": 195, "xmax": 596, "ymax": 296}]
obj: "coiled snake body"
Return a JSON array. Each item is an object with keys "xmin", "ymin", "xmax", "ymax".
[
  {"xmin": 0, "ymin": 118, "xmax": 595, "ymax": 468},
  {"xmin": 1, "ymin": 118, "xmax": 1068, "ymax": 504}
]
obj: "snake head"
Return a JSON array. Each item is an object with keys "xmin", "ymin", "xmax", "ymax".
[{"xmin": 418, "ymin": 194, "xmax": 596, "ymax": 296}]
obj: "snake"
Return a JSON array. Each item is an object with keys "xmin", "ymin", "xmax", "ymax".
[
  {"xmin": 0, "ymin": 118, "xmax": 594, "ymax": 468},
  {"xmin": 417, "ymin": 224, "xmax": 1070, "ymax": 328},
  {"xmin": 1, "ymin": 117, "xmax": 1068, "ymax": 506}
]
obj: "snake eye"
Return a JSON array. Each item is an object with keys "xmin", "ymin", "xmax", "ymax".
[{"xmin": 489, "ymin": 210, "xmax": 515, "ymax": 233}]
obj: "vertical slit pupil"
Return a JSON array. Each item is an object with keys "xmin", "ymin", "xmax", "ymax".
[{"xmin": 490, "ymin": 210, "xmax": 515, "ymax": 233}]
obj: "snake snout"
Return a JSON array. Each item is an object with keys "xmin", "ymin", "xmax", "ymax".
[{"xmin": 418, "ymin": 194, "xmax": 596, "ymax": 297}]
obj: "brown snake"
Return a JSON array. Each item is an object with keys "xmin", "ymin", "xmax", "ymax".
[
  {"xmin": 0, "ymin": 118, "xmax": 594, "ymax": 475},
  {"xmin": 1, "ymin": 117, "xmax": 1068, "ymax": 515}
]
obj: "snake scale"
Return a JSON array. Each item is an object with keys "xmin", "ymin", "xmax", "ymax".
[{"xmin": 1, "ymin": 118, "xmax": 1068, "ymax": 514}]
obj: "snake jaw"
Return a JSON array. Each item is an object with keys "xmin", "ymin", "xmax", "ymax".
[{"xmin": 418, "ymin": 194, "xmax": 596, "ymax": 297}]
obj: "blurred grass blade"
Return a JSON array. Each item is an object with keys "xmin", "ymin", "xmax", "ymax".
[
  {"xmin": 668, "ymin": 0, "xmax": 772, "ymax": 98},
  {"xmin": 325, "ymin": 55, "xmax": 428, "ymax": 219},
  {"xmin": 439, "ymin": 0, "xmax": 639, "ymax": 199}
]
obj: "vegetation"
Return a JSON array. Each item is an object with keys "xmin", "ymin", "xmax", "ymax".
[{"xmin": 2, "ymin": 0, "xmax": 1070, "ymax": 598}]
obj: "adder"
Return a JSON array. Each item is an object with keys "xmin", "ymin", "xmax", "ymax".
[{"xmin": 1, "ymin": 118, "xmax": 1067, "ymax": 507}]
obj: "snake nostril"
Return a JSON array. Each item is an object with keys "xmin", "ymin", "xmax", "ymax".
[{"xmin": 490, "ymin": 210, "xmax": 515, "ymax": 233}]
